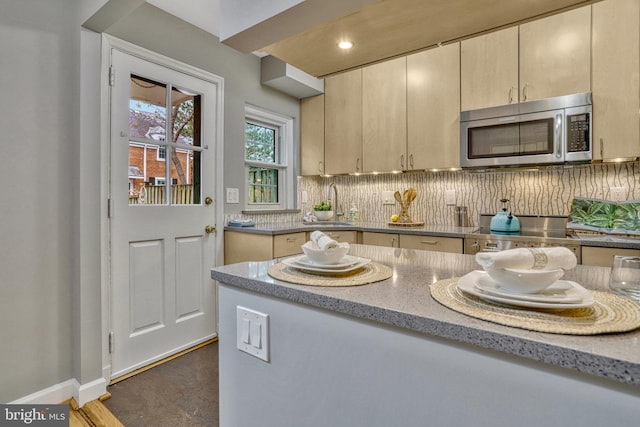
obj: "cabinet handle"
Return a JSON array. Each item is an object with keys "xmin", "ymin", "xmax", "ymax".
[
  {"xmin": 600, "ymin": 138, "xmax": 604, "ymax": 159},
  {"xmin": 409, "ymin": 154, "xmax": 414, "ymax": 169},
  {"xmin": 391, "ymin": 237, "xmax": 397, "ymax": 247},
  {"xmin": 421, "ymin": 240, "xmax": 438, "ymax": 245},
  {"xmin": 508, "ymin": 87, "xmax": 514, "ymax": 104},
  {"xmin": 400, "ymin": 154, "xmax": 405, "ymax": 169},
  {"xmin": 286, "ymin": 238, "xmax": 297, "ymax": 243},
  {"xmin": 356, "ymin": 158, "xmax": 361, "ymax": 172},
  {"xmin": 318, "ymin": 160, "xmax": 323, "ymax": 174},
  {"xmin": 522, "ymin": 84, "xmax": 528, "ymax": 101}
]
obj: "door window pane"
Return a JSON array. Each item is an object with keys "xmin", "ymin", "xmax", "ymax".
[{"xmin": 128, "ymin": 74, "xmax": 202, "ymax": 205}]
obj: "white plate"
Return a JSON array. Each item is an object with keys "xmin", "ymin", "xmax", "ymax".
[
  {"xmin": 458, "ymin": 271, "xmax": 594, "ymax": 309},
  {"xmin": 293, "ymin": 255, "xmax": 363, "ymax": 269},
  {"xmin": 476, "ymin": 274, "xmax": 589, "ymax": 303},
  {"xmin": 282, "ymin": 256, "xmax": 371, "ymax": 275}
]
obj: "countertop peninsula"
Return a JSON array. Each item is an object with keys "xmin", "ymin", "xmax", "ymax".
[{"xmin": 211, "ymin": 244, "xmax": 640, "ymax": 388}]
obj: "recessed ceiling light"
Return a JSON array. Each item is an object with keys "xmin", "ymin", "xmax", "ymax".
[{"xmin": 338, "ymin": 41, "xmax": 353, "ymax": 49}]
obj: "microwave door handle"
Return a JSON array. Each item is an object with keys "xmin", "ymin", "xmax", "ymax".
[{"xmin": 555, "ymin": 113, "xmax": 563, "ymax": 159}]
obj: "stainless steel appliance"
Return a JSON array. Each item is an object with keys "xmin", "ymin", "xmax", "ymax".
[
  {"xmin": 464, "ymin": 214, "xmax": 581, "ymax": 264},
  {"xmin": 460, "ymin": 92, "xmax": 592, "ymax": 168}
]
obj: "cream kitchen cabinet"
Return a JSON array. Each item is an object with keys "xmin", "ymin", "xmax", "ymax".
[
  {"xmin": 224, "ymin": 231, "xmax": 306, "ymax": 264},
  {"xmin": 362, "ymin": 57, "xmax": 407, "ymax": 173},
  {"xmin": 300, "ymin": 94, "xmax": 325, "ymax": 176},
  {"xmin": 461, "ymin": 6, "xmax": 591, "ymax": 110},
  {"xmin": 325, "ymin": 69, "xmax": 363, "ymax": 175},
  {"xmin": 581, "ymin": 246, "xmax": 640, "ymax": 268},
  {"xmin": 519, "ymin": 5, "xmax": 591, "ymax": 102},
  {"xmin": 399, "ymin": 234, "xmax": 463, "ymax": 254},
  {"xmin": 362, "ymin": 232, "xmax": 399, "ymax": 248},
  {"xmin": 592, "ymin": 0, "xmax": 640, "ymax": 162},
  {"xmin": 460, "ymin": 27, "xmax": 519, "ymax": 111},
  {"xmin": 407, "ymin": 43, "xmax": 460, "ymax": 170}
]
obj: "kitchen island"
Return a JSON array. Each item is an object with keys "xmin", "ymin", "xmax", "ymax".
[{"xmin": 212, "ymin": 245, "xmax": 640, "ymax": 427}]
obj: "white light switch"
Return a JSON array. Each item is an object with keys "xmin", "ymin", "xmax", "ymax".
[
  {"xmin": 382, "ymin": 191, "xmax": 395, "ymax": 205},
  {"xmin": 445, "ymin": 189, "xmax": 456, "ymax": 206},
  {"xmin": 226, "ymin": 188, "xmax": 239, "ymax": 204},
  {"xmin": 236, "ymin": 306, "xmax": 269, "ymax": 362}
]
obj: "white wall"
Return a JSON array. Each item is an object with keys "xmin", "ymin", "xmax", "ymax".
[{"xmin": 0, "ymin": 0, "xmax": 80, "ymax": 401}]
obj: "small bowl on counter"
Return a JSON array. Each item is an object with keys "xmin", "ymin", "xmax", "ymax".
[
  {"xmin": 484, "ymin": 267, "xmax": 565, "ymax": 294},
  {"xmin": 302, "ymin": 241, "xmax": 349, "ymax": 265}
]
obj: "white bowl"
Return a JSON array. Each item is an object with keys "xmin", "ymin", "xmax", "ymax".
[
  {"xmin": 484, "ymin": 267, "xmax": 564, "ymax": 294},
  {"xmin": 301, "ymin": 241, "xmax": 349, "ymax": 265},
  {"xmin": 314, "ymin": 210, "xmax": 333, "ymax": 221}
]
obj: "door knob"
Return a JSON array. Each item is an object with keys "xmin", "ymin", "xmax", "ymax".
[
  {"xmin": 205, "ymin": 197, "xmax": 213, "ymax": 205},
  {"xmin": 205, "ymin": 225, "xmax": 216, "ymax": 234}
]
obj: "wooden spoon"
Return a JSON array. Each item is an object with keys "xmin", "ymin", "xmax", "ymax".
[
  {"xmin": 394, "ymin": 191, "xmax": 404, "ymax": 208},
  {"xmin": 407, "ymin": 188, "xmax": 417, "ymax": 204}
]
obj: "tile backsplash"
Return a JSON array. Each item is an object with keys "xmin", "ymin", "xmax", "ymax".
[{"xmin": 296, "ymin": 162, "xmax": 640, "ymax": 227}]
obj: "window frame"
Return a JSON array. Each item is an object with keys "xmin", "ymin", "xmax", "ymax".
[{"xmin": 244, "ymin": 105, "xmax": 294, "ymax": 211}]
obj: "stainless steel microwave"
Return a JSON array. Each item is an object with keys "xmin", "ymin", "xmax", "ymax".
[{"xmin": 460, "ymin": 92, "xmax": 592, "ymax": 168}]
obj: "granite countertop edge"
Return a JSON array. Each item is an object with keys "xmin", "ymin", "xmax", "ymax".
[{"xmin": 211, "ymin": 267, "xmax": 640, "ymax": 388}]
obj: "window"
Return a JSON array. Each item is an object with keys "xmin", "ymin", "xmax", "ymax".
[
  {"xmin": 244, "ymin": 105, "xmax": 294, "ymax": 210},
  {"xmin": 156, "ymin": 145, "xmax": 166, "ymax": 161}
]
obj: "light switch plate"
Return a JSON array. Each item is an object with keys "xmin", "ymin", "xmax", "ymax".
[
  {"xmin": 226, "ymin": 188, "xmax": 239, "ymax": 204},
  {"xmin": 445, "ymin": 189, "xmax": 456, "ymax": 206},
  {"xmin": 236, "ymin": 306, "xmax": 269, "ymax": 362},
  {"xmin": 382, "ymin": 191, "xmax": 395, "ymax": 205}
]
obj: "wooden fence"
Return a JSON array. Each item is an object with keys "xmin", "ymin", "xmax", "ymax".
[{"xmin": 129, "ymin": 184, "xmax": 194, "ymax": 205}]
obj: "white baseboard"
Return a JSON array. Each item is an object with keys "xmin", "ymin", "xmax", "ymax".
[{"xmin": 8, "ymin": 377, "xmax": 107, "ymax": 407}]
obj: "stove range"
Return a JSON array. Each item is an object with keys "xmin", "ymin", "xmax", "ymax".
[{"xmin": 464, "ymin": 214, "xmax": 581, "ymax": 263}]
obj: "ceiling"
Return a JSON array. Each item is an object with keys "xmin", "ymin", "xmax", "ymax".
[
  {"xmin": 147, "ymin": 0, "xmax": 220, "ymax": 37},
  {"xmin": 144, "ymin": 0, "xmax": 599, "ymax": 78},
  {"xmin": 259, "ymin": 0, "xmax": 599, "ymax": 77}
]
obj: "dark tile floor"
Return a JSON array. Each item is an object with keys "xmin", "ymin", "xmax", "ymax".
[{"xmin": 104, "ymin": 341, "xmax": 219, "ymax": 427}]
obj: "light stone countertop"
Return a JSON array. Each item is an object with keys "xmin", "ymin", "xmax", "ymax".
[
  {"xmin": 211, "ymin": 244, "xmax": 640, "ymax": 388},
  {"xmin": 223, "ymin": 220, "xmax": 640, "ymax": 249}
]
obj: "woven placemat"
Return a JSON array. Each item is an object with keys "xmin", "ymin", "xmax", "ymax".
[
  {"xmin": 268, "ymin": 261, "xmax": 393, "ymax": 287},
  {"xmin": 430, "ymin": 278, "xmax": 640, "ymax": 335}
]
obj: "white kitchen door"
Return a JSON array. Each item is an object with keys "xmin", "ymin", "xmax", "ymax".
[{"xmin": 109, "ymin": 49, "xmax": 218, "ymax": 379}]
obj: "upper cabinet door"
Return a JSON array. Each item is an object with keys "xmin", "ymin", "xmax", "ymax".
[
  {"xmin": 362, "ymin": 57, "xmax": 407, "ymax": 173},
  {"xmin": 460, "ymin": 27, "xmax": 519, "ymax": 111},
  {"xmin": 300, "ymin": 95, "xmax": 325, "ymax": 176},
  {"xmin": 407, "ymin": 43, "xmax": 461, "ymax": 170},
  {"xmin": 519, "ymin": 6, "xmax": 591, "ymax": 102},
  {"xmin": 592, "ymin": 0, "xmax": 640, "ymax": 161},
  {"xmin": 324, "ymin": 69, "xmax": 363, "ymax": 175}
]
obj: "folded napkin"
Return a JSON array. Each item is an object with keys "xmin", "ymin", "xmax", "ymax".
[
  {"xmin": 303, "ymin": 212, "xmax": 318, "ymax": 222},
  {"xmin": 475, "ymin": 247, "xmax": 577, "ymax": 270},
  {"xmin": 310, "ymin": 230, "xmax": 339, "ymax": 252}
]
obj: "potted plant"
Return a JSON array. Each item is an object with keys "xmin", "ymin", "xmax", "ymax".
[{"xmin": 313, "ymin": 201, "xmax": 333, "ymax": 221}]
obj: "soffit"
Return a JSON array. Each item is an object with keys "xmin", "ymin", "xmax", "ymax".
[{"xmin": 259, "ymin": 0, "xmax": 599, "ymax": 78}]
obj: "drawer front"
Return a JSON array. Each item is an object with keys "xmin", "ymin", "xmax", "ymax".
[
  {"xmin": 581, "ymin": 246, "xmax": 640, "ymax": 267},
  {"xmin": 362, "ymin": 232, "xmax": 399, "ymax": 248},
  {"xmin": 273, "ymin": 232, "xmax": 306, "ymax": 258},
  {"xmin": 307, "ymin": 230, "xmax": 358, "ymax": 244},
  {"xmin": 399, "ymin": 234, "xmax": 463, "ymax": 254}
]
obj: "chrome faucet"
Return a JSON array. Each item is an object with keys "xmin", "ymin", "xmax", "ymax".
[{"xmin": 327, "ymin": 182, "xmax": 342, "ymax": 221}]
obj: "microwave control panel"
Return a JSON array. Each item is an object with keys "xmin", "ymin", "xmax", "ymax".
[{"xmin": 567, "ymin": 113, "xmax": 590, "ymax": 152}]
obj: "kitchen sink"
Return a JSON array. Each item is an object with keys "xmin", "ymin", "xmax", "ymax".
[{"xmin": 302, "ymin": 221, "xmax": 352, "ymax": 226}]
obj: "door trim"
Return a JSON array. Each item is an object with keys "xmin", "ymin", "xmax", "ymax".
[{"xmin": 100, "ymin": 34, "xmax": 225, "ymax": 383}]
